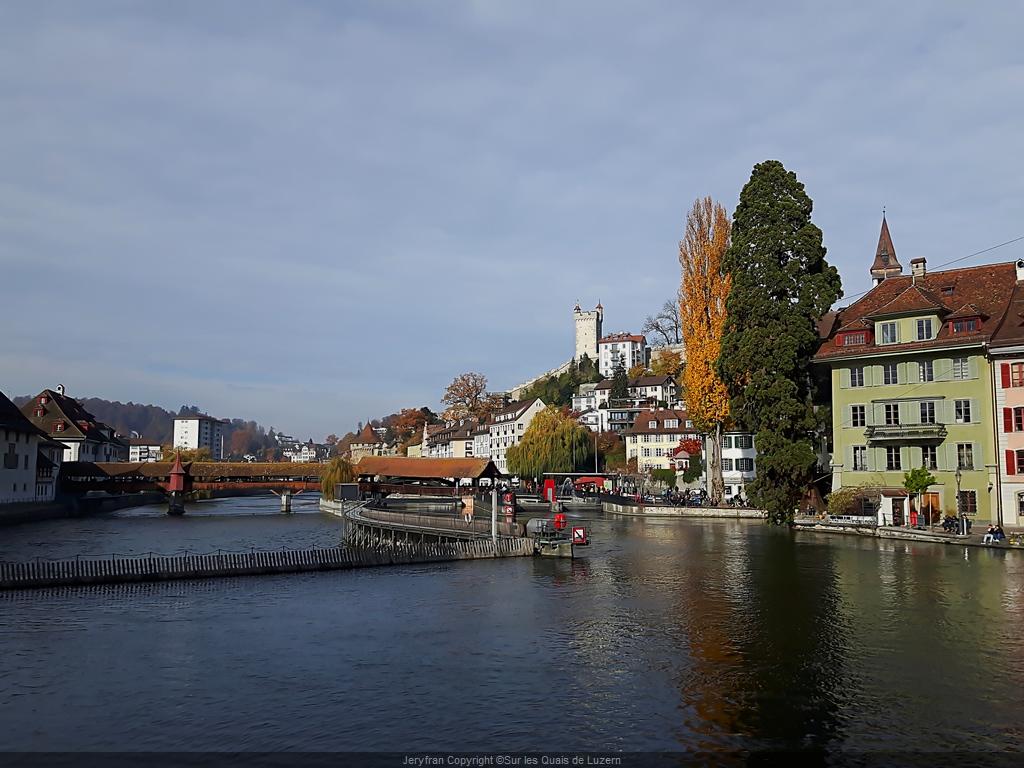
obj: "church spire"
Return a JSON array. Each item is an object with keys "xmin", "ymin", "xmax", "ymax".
[{"xmin": 870, "ymin": 212, "xmax": 902, "ymax": 285}]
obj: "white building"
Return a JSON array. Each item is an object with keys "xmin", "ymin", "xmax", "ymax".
[
  {"xmin": 2, "ymin": 391, "xmax": 46, "ymax": 504},
  {"xmin": 575, "ymin": 408, "xmax": 601, "ymax": 432},
  {"xmin": 488, "ymin": 399, "xmax": 546, "ymax": 474},
  {"xmin": 707, "ymin": 432, "xmax": 757, "ymax": 501},
  {"xmin": 128, "ymin": 438, "xmax": 163, "ymax": 463},
  {"xmin": 624, "ymin": 409, "xmax": 698, "ymax": 474},
  {"xmin": 472, "ymin": 424, "xmax": 490, "ymax": 460},
  {"xmin": 22, "ymin": 387, "xmax": 126, "ymax": 463},
  {"xmin": 594, "ymin": 375, "xmax": 677, "ymax": 408},
  {"xmin": 423, "ymin": 420, "xmax": 477, "ymax": 459},
  {"xmin": 598, "ymin": 333, "xmax": 648, "ymax": 378},
  {"xmin": 173, "ymin": 414, "xmax": 226, "ymax": 460},
  {"xmin": 574, "ymin": 302, "xmax": 604, "ymax": 362},
  {"xmin": 571, "ymin": 382, "xmax": 599, "ymax": 414}
]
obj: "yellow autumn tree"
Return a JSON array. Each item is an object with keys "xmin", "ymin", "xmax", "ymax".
[{"xmin": 679, "ymin": 196, "xmax": 732, "ymax": 505}]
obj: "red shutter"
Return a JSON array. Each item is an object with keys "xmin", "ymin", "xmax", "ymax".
[
  {"xmin": 1007, "ymin": 450, "xmax": 1017, "ymax": 476},
  {"xmin": 1004, "ymin": 408, "xmax": 1014, "ymax": 433},
  {"xmin": 1002, "ymin": 363, "xmax": 1011, "ymax": 388}
]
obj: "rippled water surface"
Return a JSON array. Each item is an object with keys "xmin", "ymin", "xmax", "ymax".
[{"xmin": 2, "ymin": 497, "xmax": 1023, "ymax": 753}]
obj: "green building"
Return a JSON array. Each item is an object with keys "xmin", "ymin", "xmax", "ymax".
[{"xmin": 815, "ymin": 217, "xmax": 1017, "ymax": 525}]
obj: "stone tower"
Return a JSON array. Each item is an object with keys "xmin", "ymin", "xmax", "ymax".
[
  {"xmin": 870, "ymin": 213, "xmax": 903, "ymax": 285},
  {"xmin": 574, "ymin": 301, "xmax": 603, "ymax": 362}
]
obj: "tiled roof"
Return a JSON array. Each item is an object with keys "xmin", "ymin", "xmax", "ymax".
[
  {"xmin": 20, "ymin": 389, "xmax": 121, "ymax": 445},
  {"xmin": 866, "ymin": 284, "xmax": 947, "ymax": 317},
  {"xmin": 355, "ymin": 456, "xmax": 502, "ymax": 480},
  {"xmin": 0, "ymin": 390, "xmax": 46, "ymax": 436},
  {"xmin": 595, "ymin": 375, "xmax": 674, "ymax": 391},
  {"xmin": 492, "ymin": 398, "xmax": 539, "ymax": 420},
  {"xmin": 599, "ymin": 333, "xmax": 646, "ymax": 345},
  {"xmin": 623, "ymin": 408, "xmax": 693, "ymax": 435},
  {"xmin": 353, "ymin": 423, "xmax": 384, "ymax": 445},
  {"xmin": 816, "ymin": 261, "xmax": 1017, "ymax": 360},
  {"xmin": 991, "ymin": 282, "xmax": 1024, "ymax": 349},
  {"xmin": 946, "ymin": 302, "xmax": 986, "ymax": 320}
]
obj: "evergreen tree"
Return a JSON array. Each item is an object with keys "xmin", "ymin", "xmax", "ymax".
[
  {"xmin": 718, "ymin": 161, "xmax": 842, "ymax": 523},
  {"xmin": 610, "ymin": 362, "xmax": 629, "ymax": 400}
]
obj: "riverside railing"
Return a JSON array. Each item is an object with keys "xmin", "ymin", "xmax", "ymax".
[{"xmin": 0, "ymin": 538, "xmax": 535, "ymax": 591}]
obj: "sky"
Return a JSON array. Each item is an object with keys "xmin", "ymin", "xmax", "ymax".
[{"xmin": 2, "ymin": 1, "xmax": 1022, "ymax": 440}]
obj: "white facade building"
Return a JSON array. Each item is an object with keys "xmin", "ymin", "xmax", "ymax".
[
  {"xmin": 598, "ymin": 333, "xmax": 648, "ymax": 377},
  {"xmin": 2, "ymin": 392, "xmax": 45, "ymax": 505},
  {"xmin": 22, "ymin": 388, "xmax": 126, "ymax": 463},
  {"xmin": 488, "ymin": 399, "xmax": 546, "ymax": 474},
  {"xmin": 173, "ymin": 415, "xmax": 226, "ymax": 460},
  {"xmin": 128, "ymin": 439, "xmax": 163, "ymax": 463},
  {"xmin": 574, "ymin": 302, "xmax": 604, "ymax": 362},
  {"xmin": 594, "ymin": 375, "xmax": 677, "ymax": 408},
  {"xmin": 707, "ymin": 432, "xmax": 757, "ymax": 500},
  {"xmin": 571, "ymin": 383, "xmax": 599, "ymax": 414}
]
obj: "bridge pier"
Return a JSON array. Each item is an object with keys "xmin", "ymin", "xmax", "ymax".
[
  {"xmin": 280, "ymin": 491, "xmax": 292, "ymax": 513},
  {"xmin": 167, "ymin": 491, "xmax": 186, "ymax": 516}
]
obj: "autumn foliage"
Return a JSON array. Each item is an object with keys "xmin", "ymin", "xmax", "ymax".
[{"xmin": 679, "ymin": 196, "xmax": 732, "ymax": 503}]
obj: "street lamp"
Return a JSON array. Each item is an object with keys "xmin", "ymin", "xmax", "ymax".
[{"xmin": 955, "ymin": 466, "xmax": 963, "ymax": 535}]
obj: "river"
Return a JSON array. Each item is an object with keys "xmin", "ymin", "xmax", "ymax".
[{"xmin": 1, "ymin": 495, "xmax": 1022, "ymax": 756}]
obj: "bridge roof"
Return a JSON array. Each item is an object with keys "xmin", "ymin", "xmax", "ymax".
[
  {"xmin": 355, "ymin": 456, "xmax": 501, "ymax": 480},
  {"xmin": 61, "ymin": 461, "xmax": 327, "ymax": 480}
]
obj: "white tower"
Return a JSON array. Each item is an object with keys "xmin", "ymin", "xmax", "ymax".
[{"xmin": 574, "ymin": 301, "xmax": 603, "ymax": 362}]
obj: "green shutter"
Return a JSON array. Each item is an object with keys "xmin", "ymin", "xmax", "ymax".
[{"xmin": 839, "ymin": 368, "xmax": 849, "ymax": 389}]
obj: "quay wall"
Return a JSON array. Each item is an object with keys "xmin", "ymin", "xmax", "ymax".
[
  {"xmin": 601, "ymin": 500, "xmax": 764, "ymax": 519},
  {"xmin": 0, "ymin": 537, "xmax": 535, "ymax": 591},
  {"xmin": 0, "ymin": 492, "xmax": 166, "ymax": 528}
]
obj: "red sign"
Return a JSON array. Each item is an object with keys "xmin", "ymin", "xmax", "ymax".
[{"xmin": 572, "ymin": 526, "xmax": 588, "ymax": 545}]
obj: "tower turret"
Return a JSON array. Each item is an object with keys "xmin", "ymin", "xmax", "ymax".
[{"xmin": 870, "ymin": 213, "xmax": 902, "ymax": 285}]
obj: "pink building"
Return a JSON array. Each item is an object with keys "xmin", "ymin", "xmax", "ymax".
[{"xmin": 990, "ymin": 264, "xmax": 1024, "ymax": 526}]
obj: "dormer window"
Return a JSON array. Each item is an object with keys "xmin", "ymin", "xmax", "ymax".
[
  {"xmin": 648, "ymin": 420, "xmax": 657, "ymax": 429},
  {"xmin": 39, "ymin": 395, "xmax": 48, "ymax": 405},
  {"xmin": 34, "ymin": 408, "xmax": 44, "ymax": 418},
  {"xmin": 916, "ymin": 319, "xmax": 933, "ymax": 340},
  {"xmin": 952, "ymin": 318, "xmax": 978, "ymax": 334},
  {"xmin": 879, "ymin": 322, "xmax": 899, "ymax": 344},
  {"xmin": 54, "ymin": 421, "xmax": 65, "ymax": 432},
  {"xmin": 843, "ymin": 332, "xmax": 867, "ymax": 346}
]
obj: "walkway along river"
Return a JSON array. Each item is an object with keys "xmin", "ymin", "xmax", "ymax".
[{"xmin": 1, "ymin": 494, "xmax": 1023, "ymax": 754}]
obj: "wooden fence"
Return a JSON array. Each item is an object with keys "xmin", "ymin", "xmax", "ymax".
[{"xmin": 0, "ymin": 538, "xmax": 535, "ymax": 591}]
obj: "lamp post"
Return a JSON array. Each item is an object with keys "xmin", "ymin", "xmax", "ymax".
[{"xmin": 955, "ymin": 466, "xmax": 963, "ymax": 535}]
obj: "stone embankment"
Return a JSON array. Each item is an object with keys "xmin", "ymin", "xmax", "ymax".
[{"xmin": 600, "ymin": 499, "xmax": 764, "ymax": 519}]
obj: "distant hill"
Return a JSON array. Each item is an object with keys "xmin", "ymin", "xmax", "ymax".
[{"xmin": 12, "ymin": 394, "xmax": 282, "ymax": 459}]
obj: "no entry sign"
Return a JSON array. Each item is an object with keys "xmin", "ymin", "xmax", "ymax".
[{"xmin": 572, "ymin": 526, "xmax": 588, "ymax": 545}]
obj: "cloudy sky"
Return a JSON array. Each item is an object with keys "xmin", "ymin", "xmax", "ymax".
[{"xmin": 2, "ymin": 1, "xmax": 1022, "ymax": 439}]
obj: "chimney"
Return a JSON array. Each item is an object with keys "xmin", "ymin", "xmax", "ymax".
[
  {"xmin": 1016, "ymin": 259, "xmax": 1024, "ymax": 282},
  {"xmin": 910, "ymin": 258, "xmax": 926, "ymax": 279},
  {"xmin": 56, "ymin": 384, "xmax": 65, "ymax": 396}
]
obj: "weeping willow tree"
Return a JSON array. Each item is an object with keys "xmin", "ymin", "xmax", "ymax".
[
  {"xmin": 320, "ymin": 456, "xmax": 356, "ymax": 499},
  {"xmin": 506, "ymin": 407, "xmax": 594, "ymax": 479}
]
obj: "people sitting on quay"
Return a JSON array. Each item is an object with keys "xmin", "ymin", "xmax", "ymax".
[{"xmin": 982, "ymin": 525, "xmax": 1006, "ymax": 545}]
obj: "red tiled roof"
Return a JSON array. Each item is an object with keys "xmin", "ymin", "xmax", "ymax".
[
  {"xmin": 599, "ymin": 333, "xmax": 646, "ymax": 345},
  {"xmin": 353, "ymin": 423, "xmax": 383, "ymax": 445},
  {"xmin": 946, "ymin": 303, "xmax": 986, "ymax": 320},
  {"xmin": 355, "ymin": 456, "xmax": 501, "ymax": 480},
  {"xmin": 623, "ymin": 408, "xmax": 694, "ymax": 435},
  {"xmin": 866, "ymin": 284, "xmax": 946, "ymax": 317},
  {"xmin": 816, "ymin": 261, "xmax": 1017, "ymax": 360},
  {"xmin": 991, "ymin": 281, "xmax": 1024, "ymax": 349}
]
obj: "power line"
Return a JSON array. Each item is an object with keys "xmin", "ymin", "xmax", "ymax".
[{"xmin": 840, "ymin": 234, "xmax": 1024, "ymax": 306}]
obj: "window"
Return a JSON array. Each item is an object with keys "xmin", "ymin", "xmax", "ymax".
[
  {"xmin": 953, "ymin": 358, "xmax": 969, "ymax": 380},
  {"xmin": 916, "ymin": 319, "xmax": 933, "ymax": 340},
  {"xmin": 723, "ymin": 486, "xmax": 733, "ymax": 497},
  {"xmin": 919, "ymin": 402, "xmax": 936, "ymax": 424},
  {"xmin": 1012, "ymin": 363, "xmax": 1024, "ymax": 387},
  {"xmin": 958, "ymin": 490, "xmax": 977, "ymax": 515},
  {"xmin": 722, "ymin": 436, "xmax": 733, "ymax": 449},
  {"xmin": 884, "ymin": 404, "xmax": 900, "ymax": 425},
  {"xmin": 843, "ymin": 332, "xmax": 866, "ymax": 346},
  {"xmin": 664, "ymin": 419, "xmax": 678, "ymax": 429},
  {"xmin": 851, "ymin": 405, "xmax": 866, "ymax": 427},
  {"xmin": 1015, "ymin": 450, "xmax": 1024, "ymax": 475},
  {"xmin": 919, "ymin": 360, "xmax": 934, "ymax": 382},
  {"xmin": 1015, "ymin": 408, "xmax": 1024, "ymax": 432},
  {"xmin": 721, "ymin": 458, "xmax": 734, "ymax": 471},
  {"xmin": 886, "ymin": 446, "xmax": 901, "ymax": 470},
  {"xmin": 952, "ymin": 319, "xmax": 978, "ymax": 334},
  {"xmin": 922, "ymin": 446, "xmax": 938, "ymax": 470},
  {"xmin": 880, "ymin": 322, "xmax": 899, "ymax": 344},
  {"xmin": 957, "ymin": 443, "xmax": 974, "ymax": 470},
  {"xmin": 737, "ymin": 458, "xmax": 754, "ymax": 472},
  {"xmin": 883, "ymin": 363, "xmax": 898, "ymax": 385},
  {"xmin": 648, "ymin": 420, "xmax": 657, "ymax": 428},
  {"xmin": 54, "ymin": 422, "xmax": 64, "ymax": 432},
  {"xmin": 736, "ymin": 435, "xmax": 753, "ymax": 449},
  {"xmin": 685, "ymin": 420, "xmax": 694, "ymax": 429},
  {"xmin": 954, "ymin": 399, "xmax": 972, "ymax": 423},
  {"xmin": 852, "ymin": 446, "xmax": 868, "ymax": 471},
  {"xmin": 850, "ymin": 367, "xmax": 864, "ymax": 387},
  {"xmin": 642, "ymin": 448, "xmax": 651, "ymax": 457}
]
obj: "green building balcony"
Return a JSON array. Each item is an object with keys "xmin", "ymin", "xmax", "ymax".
[{"xmin": 865, "ymin": 423, "xmax": 947, "ymax": 443}]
